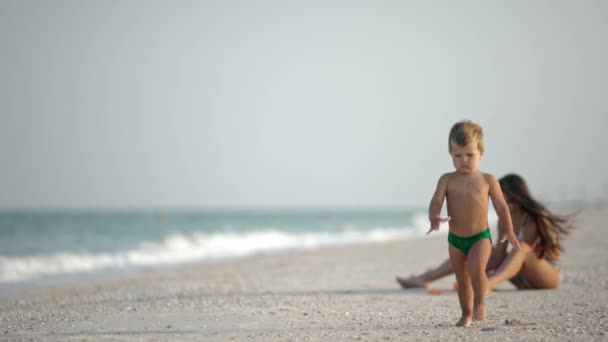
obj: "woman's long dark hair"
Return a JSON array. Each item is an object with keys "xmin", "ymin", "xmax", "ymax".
[{"xmin": 499, "ymin": 174, "xmax": 574, "ymax": 258}]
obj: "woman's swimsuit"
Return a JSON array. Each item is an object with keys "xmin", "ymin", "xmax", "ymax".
[
  {"xmin": 516, "ymin": 214, "xmax": 529, "ymax": 241},
  {"xmin": 448, "ymin": 228, "xmax": 492, "ymax": 255}
]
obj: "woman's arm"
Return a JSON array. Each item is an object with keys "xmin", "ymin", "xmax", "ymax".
[{"xmin": 486, "ymin": 220, "xmax": 509, "ymax": 271}]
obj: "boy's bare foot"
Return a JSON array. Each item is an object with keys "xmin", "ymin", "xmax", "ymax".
[
  {"xmin": 473, "ymin": 304, "xmax": 486, "ymax": 321},
  {"xmin": 455, "ymin": 315, "xmax": 472, "ymax": 328},
  {"xmin": 396, "ymin": 276, "xmax": 429, "ymax": 289}
]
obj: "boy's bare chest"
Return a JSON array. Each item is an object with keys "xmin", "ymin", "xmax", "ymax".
[{"xmin": 447, "ymin": 179, "xmax": 489, "ymax": 199}]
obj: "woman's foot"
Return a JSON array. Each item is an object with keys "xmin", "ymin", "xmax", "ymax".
[
  {"xmin": 455, "ymin": 315, "xmax": 472, "ymax": 328},
  {"xmin": 396, "ymin": 276, "xmax": 430, "ymax": 289}
]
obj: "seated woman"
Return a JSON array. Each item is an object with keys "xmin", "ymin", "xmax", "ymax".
[{"xmin": 396, "ymin": 173, "xmax": 574, "ymax": 291}]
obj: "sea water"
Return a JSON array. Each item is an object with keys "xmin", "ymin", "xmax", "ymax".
[{"xmin": 0, "ymin": 209, "xmax": 449, "ymax": 286}]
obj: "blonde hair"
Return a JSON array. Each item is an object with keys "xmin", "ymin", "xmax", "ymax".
[{"xmin": 448, "ymin": 120, "xmax": 484, "ymax": 153}]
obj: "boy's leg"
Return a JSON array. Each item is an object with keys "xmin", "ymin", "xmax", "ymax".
[
  {"xmin": 448, "ymin": 245, "xmax": 473, "ymax": 327},
  {"xmin": 467, "ymin": 239, "xmax": 492, "ymax": 321}
]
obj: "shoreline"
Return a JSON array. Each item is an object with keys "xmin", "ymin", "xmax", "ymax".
[
  {"xmin": 0, "ymin": 223, "xmax": 447, "ymax": 292},
  {"xmin": 1, "ymin": 208, "xmax": 606, "ymax": 341},
  {"xmin": 0, "ymin": 209, "xmax": 431, "ymax": 288}
]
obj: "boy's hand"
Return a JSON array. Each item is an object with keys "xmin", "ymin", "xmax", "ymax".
[
  {"xmin": 500, "ymin": 230, "xmax": 521, "ymax": 250},
  {"xmin": 426, "ymin": 216, "xmax": 450, "ymax": 234}
]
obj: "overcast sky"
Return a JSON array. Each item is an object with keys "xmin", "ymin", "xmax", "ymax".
[{"xmin": 1, "ymin": 1, "xmax": 607, "ymax": 210}]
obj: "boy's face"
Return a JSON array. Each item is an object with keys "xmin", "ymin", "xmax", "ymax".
[{"xmin": 449, "ymin": 141, "xmax": 482, "ymax": 174}]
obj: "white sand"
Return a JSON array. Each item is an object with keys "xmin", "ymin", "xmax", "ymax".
[{"xmin": 1, "ymin": 208, "xmax": 607, "ymax": 341}]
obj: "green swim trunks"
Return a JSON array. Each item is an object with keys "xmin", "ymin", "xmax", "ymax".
[{"xmin": 448, "ymin": 228, "xmax": 492, "ymax": 255}]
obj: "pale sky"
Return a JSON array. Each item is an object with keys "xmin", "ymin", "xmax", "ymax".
[{"xmin": 1, "ymin": 1, "xmax": 607, "ymax": 210}]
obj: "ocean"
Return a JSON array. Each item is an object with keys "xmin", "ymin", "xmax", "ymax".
[{"xmin": 0, "ymin": 209, "xmax": 447, "ymax": 286}]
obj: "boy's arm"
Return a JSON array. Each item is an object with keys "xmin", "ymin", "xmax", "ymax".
[
  {"xmin": 426, "ymin": 174, "xmax": 450, "ymax": 234},
  {"xmin": 488, "ymin": 174, "xmax": 520, "ymax": 249}
]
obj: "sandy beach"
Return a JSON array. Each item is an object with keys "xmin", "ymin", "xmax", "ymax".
[{"xmin": 1, "ymin": 207, "xmax": 607, "ymax": 341}]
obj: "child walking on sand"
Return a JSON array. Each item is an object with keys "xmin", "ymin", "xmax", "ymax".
[{"xmin": 426, "ymin": 120, "xmax": 520, "ymax": 327}]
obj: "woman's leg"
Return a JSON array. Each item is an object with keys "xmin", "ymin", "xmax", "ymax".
[
  {"xmin": 396, "ymin": 258, "xmax": 454, "ymax": 288},
  {"xmin": 487, "ymin": 242, "xmax": 560, "ymax": 290},
  {"xmin": 397, "ymin": 244, "xmax": 507, "ymax": 289}
]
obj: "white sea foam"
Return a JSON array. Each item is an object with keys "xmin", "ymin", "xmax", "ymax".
[
  {"xmin": 0, "ymin": 220, "xmax": 439, "ymax": 284},
  {"xmin": 0, "ymin": 211, "xmax": 497, "ymax": 284}
]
